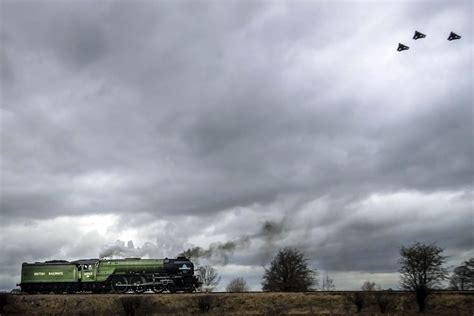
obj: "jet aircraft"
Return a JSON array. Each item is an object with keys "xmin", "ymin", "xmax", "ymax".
[
  {"xmin": 447, "ymin": 32, "xmax": 461, "ymax": 41},
  {"xmin": 397, "ymin": 43, "xmax": 409, "ymax": 52},
  {"xmin": 413, "ymin": 30, "xmax": 426, "ymax": 40}
]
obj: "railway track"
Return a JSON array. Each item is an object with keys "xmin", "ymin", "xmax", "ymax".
[{"xmin": 7, "ymin": 289, "xmax": 474, "ymax": 295}]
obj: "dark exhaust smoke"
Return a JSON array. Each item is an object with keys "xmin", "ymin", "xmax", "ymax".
[
  {"xmin": 180, "ymin": 236, "xmax": 250, "ymax": 264},
  {"xmin": 100, "ymin": 219, "xmax": 287, "ymax": 265},
  {"xmin": 180, "ymin": 219, "xmax": 286, "ymax": 264}
]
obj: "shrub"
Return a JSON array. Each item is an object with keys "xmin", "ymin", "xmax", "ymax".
[
  {"xmin": 0, "ymin": 293, "xmax": 8, "ymax": 314},
  {"xmin": 345, "ymin": 292, "xmax": 366, "ymax": 313},
  {"xmin": 374, "ymin": 291, "xmax": 392, "ymax": 314},
  {"xmin": 197, "ymin": 294, "xmax": 213, "ymax": 313},
  {"xmin": 120, "ymin": 296, "xmax": 141, "ymax": 316}
]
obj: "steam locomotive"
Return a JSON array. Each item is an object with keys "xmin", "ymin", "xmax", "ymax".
[{"xmin": 18, "ymin": 257, "xmax": 201, "ymax": 294}]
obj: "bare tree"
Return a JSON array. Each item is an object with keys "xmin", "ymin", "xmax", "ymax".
[
  {"xmin": 399, "ymin": 242, "xmax": 448, "ymax": 312},
  {"xmin": 197, "ymin": 265, "xmax": 221, "ymax": 292},
  {"xmin": 449, "ymin": 258, "xmax": 473, "ymax": 290},
  {"xmin": 321, "ymin": 275, "xmax": 335, "ymax": 291},
  {"xmin": 262, "ymin": 247, "xmax": 317, "ymax": 292},
  {"xmin": 226, "ymin": 277, "xmax": 250, "ymax": 292},
  {"xmin": 361, "ymin": 281, "xmax": 379, "ymax": 291},
  {"xmin": 360, "ymin": 281, "xmax": 388, "ymax": 313}
]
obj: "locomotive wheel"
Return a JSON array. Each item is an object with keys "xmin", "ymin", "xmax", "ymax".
[
  {"xmin": 167, "ymin": 283, "xmax": 176, "ymax": 293},
  {"xmin": 152, "ymin": 283, "xmax": 164, "ymax": 293},
  {"xmin": 131, "ymin": 276, "xmax": 146, "ymax": 294},
  {"xmin": 111, "ymin": 276, "xmax": 128, "ymax": 293}
]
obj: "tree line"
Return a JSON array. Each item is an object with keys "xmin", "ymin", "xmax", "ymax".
[{"xmin": 196, "ymin": 242, "xmax": 473, "ymax": 312}]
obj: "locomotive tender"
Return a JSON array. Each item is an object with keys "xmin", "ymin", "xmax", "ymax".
[{"xmin": 19, "ymin": 257, "xmax": 201, "ymax": 294}]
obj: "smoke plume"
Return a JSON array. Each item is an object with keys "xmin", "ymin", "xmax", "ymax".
[
  {"xmin": 99, "ymin": 220, "xmax": 287, "ymax": 264},
  {"xmin": 180, "ymin": 236, "xmax": 250, "ymax": 264},
  {"xmin": 258, "ymin": 220, "xmax": 285, "ymax": 241},
  {"xmin": 256, "ymin": 219, "xmax": 287, "ymax": 264},
  {"xmin": 99, "ymin": 240, "xmax": 159, "ymax": 258},
  {"xmin": 180, "ymin": 219, "xmax": 287, "ymax": 264}
]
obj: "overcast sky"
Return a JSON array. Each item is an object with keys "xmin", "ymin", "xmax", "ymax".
[{"xmin": 0, "ymin": 0, "xmax": 472, "ymax": 291}]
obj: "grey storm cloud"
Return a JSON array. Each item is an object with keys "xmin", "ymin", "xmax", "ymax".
[{"xmin": 0, "ymin": 0, "xmax": 472, "ymax": 290}]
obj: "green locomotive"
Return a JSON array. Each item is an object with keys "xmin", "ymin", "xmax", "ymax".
[{"xmin": 19, "ymin": 257, "xmax": 201, "ymax": 294}]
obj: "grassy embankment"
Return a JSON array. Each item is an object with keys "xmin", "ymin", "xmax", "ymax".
[{"xmin": 1, "ymin": 291, "xmax": 473, "ymax": 315}]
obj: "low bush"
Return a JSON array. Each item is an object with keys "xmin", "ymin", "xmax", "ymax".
[
  {"xmin": 120, "ymin": 296, "xmax": 141, "ymax": 316},
  {"xmin": 345, "ymin": 292, "xmax": 366, "ymax": 313},
  {"xmin": 197, "ymin": 294, "xmax": 213, "ymax": 313}
]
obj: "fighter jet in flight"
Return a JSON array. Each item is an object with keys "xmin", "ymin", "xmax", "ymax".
[
  {"xmin": 447, "ymin": 32, "xmax": 461, "ymax": 41},
  {"xmin": 397, "ymin": 43, "xmax": 409, "ymax": 52},
  {"xmin": 398, "ymin": 30, "xmax": 461, "ymax": 52},
  {"xmin": 413, "ymin": 30, "xmax": 426, "ymax": 40}
]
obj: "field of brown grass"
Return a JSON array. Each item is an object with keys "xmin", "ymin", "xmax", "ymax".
[{"xmin": 1, "ymin": 291, "xmax": 473, "ymax": 315}]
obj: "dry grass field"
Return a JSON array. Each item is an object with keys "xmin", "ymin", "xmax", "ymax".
[{"xmin": 1, "ymin": 291, "xmax": 473, "ymax": 315}]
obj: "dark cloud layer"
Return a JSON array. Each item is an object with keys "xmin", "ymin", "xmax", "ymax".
[{"xmin": 0, "ymin": 0, "xmax": 472, "ymax": 290}]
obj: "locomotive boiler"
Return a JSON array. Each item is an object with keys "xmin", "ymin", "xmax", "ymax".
[{"xmin": 19, "ymin": 257, "xmax": 201, "ymax": 294}]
